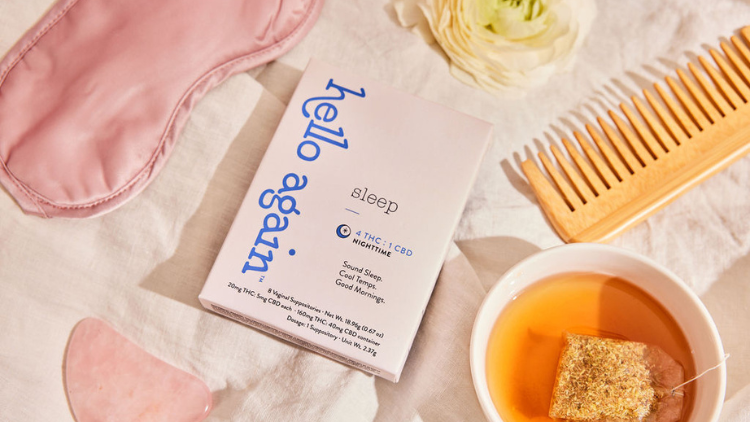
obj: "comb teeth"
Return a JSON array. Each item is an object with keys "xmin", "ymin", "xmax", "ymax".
[{"xmin": 522, "ymin": 27, "xmax": 750, "ymax": 243}]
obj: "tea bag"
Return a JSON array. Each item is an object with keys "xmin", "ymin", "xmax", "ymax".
[{"xmin": 549, "ymin": 333, "xmax": 684, "ymax": 422}]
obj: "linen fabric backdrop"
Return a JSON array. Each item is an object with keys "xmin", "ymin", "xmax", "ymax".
[{"xmin": 2, "ymin": 0, "xmax": 750, "ymax": 421}]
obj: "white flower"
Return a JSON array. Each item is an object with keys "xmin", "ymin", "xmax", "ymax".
[{"xmin": 393, "ymin": 0, "xmax": 596, "ymax": 96}]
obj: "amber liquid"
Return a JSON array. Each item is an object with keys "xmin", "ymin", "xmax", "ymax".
[{"xmin": 486, "ymin": 273, "xmax": 695, "ymax": 422}]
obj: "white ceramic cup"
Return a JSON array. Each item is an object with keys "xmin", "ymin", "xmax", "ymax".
[{"xmin": 470, "ymin": 243, "xmax": 726, "ymax": 422}]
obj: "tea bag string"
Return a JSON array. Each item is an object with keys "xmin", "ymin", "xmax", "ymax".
[{"xmin": 670, "ymin": 354, "xmax": 730, "ymax": 396}]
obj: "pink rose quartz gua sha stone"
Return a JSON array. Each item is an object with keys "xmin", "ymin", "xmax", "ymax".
[
  {"xmin": 0, "ymin": 0, "xmax": 324, "ymax": 218},
  {"xmin": 65, "ymin": 318, "xmax": 212, "ymax": 422}
]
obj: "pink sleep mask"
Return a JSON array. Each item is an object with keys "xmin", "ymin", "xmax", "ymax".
[{"xmin": 0, "ymin": 0, "xmax": 324, "ymax": 218}]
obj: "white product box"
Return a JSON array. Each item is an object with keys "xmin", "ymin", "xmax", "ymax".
[{"xmin": 199, "ymin": 59, "xmax": 492, "ymax": 382}]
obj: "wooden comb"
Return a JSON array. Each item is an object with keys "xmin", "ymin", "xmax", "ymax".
[{"xmin": 522, "ymin": 26, "xmax": 750, "ymax": 243}]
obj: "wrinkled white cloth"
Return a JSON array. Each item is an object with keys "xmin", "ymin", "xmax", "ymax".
[
  {"xmin": 724, "ymin": 384, "xmax": 750, "ymax": 422},
  {"xmin": 2, "ymin": 0, "xmax": 750, "ymax": 421}
]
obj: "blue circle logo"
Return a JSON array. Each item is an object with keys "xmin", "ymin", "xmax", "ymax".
[{"xmin": 336, "ymin": 224, "xmax": 351, "ymax": 239}]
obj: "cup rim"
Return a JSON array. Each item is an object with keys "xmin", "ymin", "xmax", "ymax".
[{"xmin": 469, "ymin": 243, "xmax": 726, "ymax": 422}]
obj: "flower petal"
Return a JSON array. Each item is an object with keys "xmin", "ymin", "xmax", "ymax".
[{"xmin": 394, "ymin": 0, "xmax": 597, "ymax": 96}]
